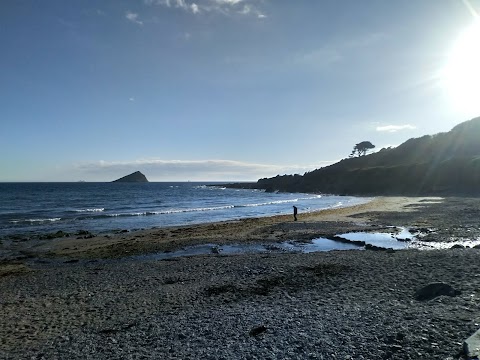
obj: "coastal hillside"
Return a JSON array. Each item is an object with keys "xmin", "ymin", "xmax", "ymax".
[
  {"xmin": 112, "ymin": 171, "xmax": 149, "ymax": 183},
  {"xmin": 234, "ymin": 117, "xmax": 480, "ymax": 195}
]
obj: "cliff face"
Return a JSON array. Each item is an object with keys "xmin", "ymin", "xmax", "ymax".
[
  {"xmin": 112, "ymin": 171, "xmax": 149, "ymax": 183},
  {"xmin": 247, "ymin": 117, "xmax": 480, "ymax": 196}
]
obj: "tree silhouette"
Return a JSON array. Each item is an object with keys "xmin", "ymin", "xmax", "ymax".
[{"xmin": 350, "ymin": 141, "xmax": 375, "ymax": 157}]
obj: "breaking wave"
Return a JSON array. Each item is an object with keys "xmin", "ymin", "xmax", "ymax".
[
  {"xmin": 238, "ymin": 195, "xmax": 322, "ymax": 208},
  {"xmin": 0, "ymin": 182, "xmax": 371, "ymax": 239},
  {"xmin": 10, "ymin": 218, "xmax": 62, "ymax": 224},
  {"xmin": 105, "ymin": 205, "xmax": 235, "ymax": 218},
  {"xmin": 73, "ymin": 208, "xmax": 105, "ymax": 213}
]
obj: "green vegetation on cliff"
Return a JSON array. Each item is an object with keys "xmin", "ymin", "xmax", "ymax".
[{"xmin": 235, "ymin": 117, "xmax": 480, "ymax": 195}]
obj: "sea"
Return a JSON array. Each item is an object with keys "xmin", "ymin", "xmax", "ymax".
[{"xmin": 0, "ymin": 182, "xmax": 371, "ymax": 239}]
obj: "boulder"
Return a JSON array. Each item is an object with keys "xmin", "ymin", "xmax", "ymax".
[
  {"xmin": 414, "ymin": 282, "xmax": 461, "ymax": 301},
  {"xmin": 464, "ymin": 328, "xmax": 480, "ymax": 359},
  {"xmin": 249, "ymin": 325, "xmax": 267, "ymax": 336}
]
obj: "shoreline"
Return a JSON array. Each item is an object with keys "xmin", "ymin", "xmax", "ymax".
[
  {"xmin": 0, "ymin": 191, "xmax": 369, "ymax": 244},
  {"xmin": 27, "ymin": 196, "xmax": 437, "ymax": 260},
  {"xmin": 3, "ymin": 196, "xmax": 480, "ymax": 358},
  {"xmin": 1, "ymin": 193, "xmax": 371, "ymax": 237},
  {"xmin": 1, "ymin": 195, "xmax": 475, "ymax": 264}
]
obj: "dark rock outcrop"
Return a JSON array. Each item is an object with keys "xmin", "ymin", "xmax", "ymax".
[{"xmin": 112, "ymin": 171, "xmax": 148, "ymax": 183}]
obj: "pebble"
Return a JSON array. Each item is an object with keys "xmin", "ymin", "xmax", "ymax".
[{"xmin": 1, "ymin": 248, "xmax": 479, "ymax": 359}]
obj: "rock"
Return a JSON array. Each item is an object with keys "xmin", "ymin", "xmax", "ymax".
[
  {"xmin": 112, "ymin": 171, "xmax": 149, "ymax": 183},
  {"xmin": 414, "ymin": 282, "xmax": 461, "ymax": 301},
  {"xmin": 40, "ymin": 231, "xmax": 69, "ymax": 240},
  {"xmin": 464, "ymin": 328, "xmax": 480, "ymax": 359},
  {"xmin": 327, "ymin": 235, "xmax": 366, "ymax": 247},
  {"xmin": 451, "ymin": 244, "xmax": 465, "ymax": 249},
  {"xmin": 63, "ymin": 259, "xmax": 79, "ymax": 264},
  {"xmin": 365, "ymin": 244, "xmax": 389, "ymax": 251},
  {"xmin": 249, "ymin": 325, "xmax": 267, "ymax": 337}
]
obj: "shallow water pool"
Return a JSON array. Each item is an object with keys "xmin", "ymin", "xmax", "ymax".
[
  {"xmin": 335, "ymin": 227, "xmax": 413, "ymax": 250},
  {"xmin": 128, "ymin": 227, "xmax": 480, "ymax": 261}
]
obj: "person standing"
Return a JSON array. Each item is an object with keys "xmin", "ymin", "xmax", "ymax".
[{"xmin": 293, "ymin": 206, "xmax": 298, "ymax": 221}]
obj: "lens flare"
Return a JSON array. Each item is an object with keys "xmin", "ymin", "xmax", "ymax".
[{"xmin": 443, "ymin": 20, "xmax": 480, "ymax": 117}]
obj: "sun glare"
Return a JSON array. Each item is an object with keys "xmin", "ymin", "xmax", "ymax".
[{"xmin": 443, "ymin": 20, "xmax": 480, "ymax": 117}]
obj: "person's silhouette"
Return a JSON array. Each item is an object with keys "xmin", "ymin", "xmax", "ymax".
[{"xmin": 293, "ymin": 206, "xmax": 298, "ymax": 221}]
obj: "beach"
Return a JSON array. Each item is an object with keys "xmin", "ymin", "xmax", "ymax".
[{"xmin": 2, "ymin": 196, "xmax": 480, "ymax": 359}]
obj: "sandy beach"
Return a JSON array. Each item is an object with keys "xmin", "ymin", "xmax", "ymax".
[{"xmin": 2, "ymin": 196, "xmax": 480, "ymax": 359}]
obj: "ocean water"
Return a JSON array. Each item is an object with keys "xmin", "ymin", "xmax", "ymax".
[{"xmin": 0, "ymin": 182, "xmax": 370, "ymax": 239}]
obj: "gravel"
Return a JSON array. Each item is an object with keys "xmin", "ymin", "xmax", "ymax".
[
  {"xmin": 3, "ymin": 196, "xmax": 480, "ymax": 359},
  {"xmin": 1, "ymin": 248, "xmax": 479, "ymax": 359}
]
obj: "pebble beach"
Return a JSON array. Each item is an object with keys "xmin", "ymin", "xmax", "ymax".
[{"xmin": 2, "ymin": 196, "xmax": 480, "ymax": 359}]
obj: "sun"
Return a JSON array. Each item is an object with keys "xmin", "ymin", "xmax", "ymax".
[{"xmin": 443, "ymin": 20, "xmax": 480, "ymax": 117}]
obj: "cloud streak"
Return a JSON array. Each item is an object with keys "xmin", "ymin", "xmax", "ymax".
[
  {"xmin": 376, "ymin": 124, "xmax": 417, "ymax": 132},
  {"xmin": 292, "ymin": 32, "xmax": 387, "ymax": 71},
  {"xmin": 125, "ymin": 11, "xmax": 143, "ymax": 25},
  {"xmin": 145, "ymin": 0, "xmax": 266, "ymax": 18},
  {"xmin": 74, "ymin": 159, "xmax": 333, "ymax": 181},
  {"xmin": 293, "ymin": 48, "xmax": 343, "ymax": 68}
]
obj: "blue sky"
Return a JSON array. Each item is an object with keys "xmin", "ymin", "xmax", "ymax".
[{"xmin": 1, "ymin": 0, "xmax": 479, "ymax": 181}]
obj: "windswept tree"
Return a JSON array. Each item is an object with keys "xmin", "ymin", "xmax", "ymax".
[{"xmin": 350, "ymin": 141, "xmax": 375, "ymax": 157}]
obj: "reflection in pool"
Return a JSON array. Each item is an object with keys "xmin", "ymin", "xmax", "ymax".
[
  {"xmin": 335, "ymin": 227, "xmax": 413, "ymax": 250},
  {"xmin": 132, "ymin": 239, "xmax": 362, "ymax": 261},
  {"xmin": 130, "ymin": 227, "xmax": 480, "ymax": 261}
]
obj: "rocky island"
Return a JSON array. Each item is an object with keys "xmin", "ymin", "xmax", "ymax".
[{"xmin": 112, "ymin": 171, "xmax": 149, "ymax": 183}]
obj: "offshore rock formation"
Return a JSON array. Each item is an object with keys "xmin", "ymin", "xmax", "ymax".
[
  {"xmin": 227, "ymin": 116, "xmax": 480, "ymax": 196},
  {"xmin": 112, "ymin": 171, "xmax": 149, "ymax": 183}
]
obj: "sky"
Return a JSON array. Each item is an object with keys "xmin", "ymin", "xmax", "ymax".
[{"xmin": 1, "ymin": 0, "xmax": 480, "ymax": 182}]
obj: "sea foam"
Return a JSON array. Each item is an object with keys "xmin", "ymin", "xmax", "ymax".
[{"xmin": 74, "ymin": 208, "xmax": 105, "ymax": 213}]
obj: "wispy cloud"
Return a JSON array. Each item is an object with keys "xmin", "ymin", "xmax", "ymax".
[
  {"xmin": 145, "ymin": 0, "xmax": 266, "ymax": 18},
  {"xmin": 293, "ymin": 32, "xmax": 387, "ymax": 70},
  {"xmin": 214, "ymin": 0, "xmax": 243, "ymax": 4},
  {"xmin": 343, "ymin": 32, "xmax": 387, "ymax": 49},
  {"xmin": 191, "ymin": 3, "xmax": 200, "ymax": 13},
  {"xmin": 125, "ymin": 11, "xmax": 143, "ymax": 25},
  {"xmin": 74, "ymin": 159, "xmax": 332, "ymax": 181},
  {"xmin": 376, "ymin": 124, "xmax": 417, "ymax": 132},
  {"xmin": 238, "ymin": 3, "xmax": 265, "ymax": 18},
  {"xmin": 293, "ymin": 48, "xmax": 343, "ymax": 68}
]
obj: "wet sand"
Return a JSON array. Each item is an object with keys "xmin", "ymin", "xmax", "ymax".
[
  {"xmin": 2, "ymin": 196, "xmax": 480, "ymax": 359},
  {"xmin": 28, "ymin": 196, "xmax": 441, "ymax": 259}
]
